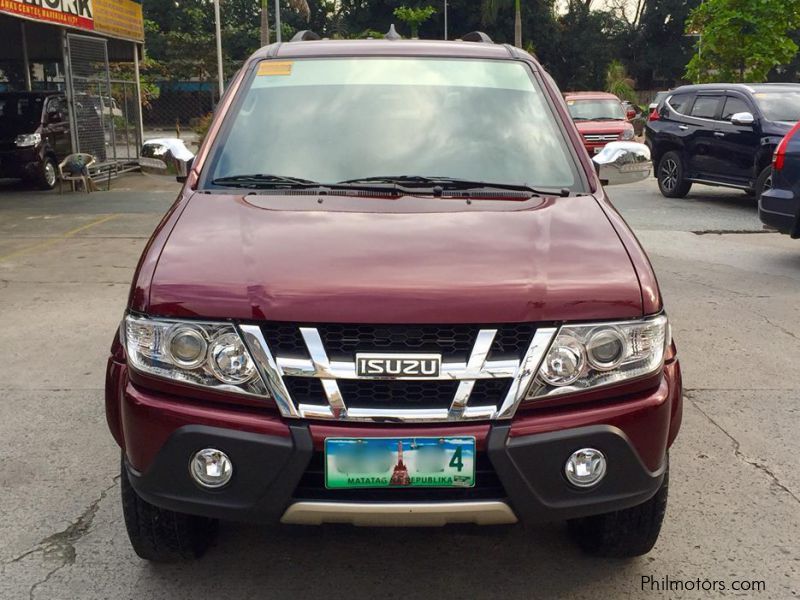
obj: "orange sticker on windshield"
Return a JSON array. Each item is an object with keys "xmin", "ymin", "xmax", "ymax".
[{"xmin": 258, "ymin": 61, "xmax": 293, "ymax": 76}]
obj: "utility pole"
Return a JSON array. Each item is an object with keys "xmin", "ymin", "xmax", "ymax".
[
  {"xmin": 275, "ymin": 0, "xmax": 282, "ymax": 42},
  {"xmin": 444, "ymin": 0, "xmax": 448, "ymax": 40},
  {"xmin": 214, "ymin": 0, "xmax": 224, "ymax": 97}
]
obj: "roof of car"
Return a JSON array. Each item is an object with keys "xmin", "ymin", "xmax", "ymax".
[
  {"xmin": 672, "ymin": 83, "xmax": 800, "ymax": 95},
  {"xmin": 563, "ymin": 91, "xmax": 620, "ymax": 100},
  {"xmin": 251, "ymin": 39, "xmax": 527, "ymax": 62}
]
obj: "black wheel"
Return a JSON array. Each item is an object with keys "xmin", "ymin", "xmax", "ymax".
[
  {"xmin": 657, "ymin": 151, "xmax": 692, "ymax": 198},
  {"xmin": 37, "ymin": 156, "xmax": 58, "ymax": 190},
  {"xmin": 568, "ymin": 460, "xmax": 669, "ymax": 558},
  {"xmin": 120, "ymin": 458, "xmax": 217, "ymax": 562},
  {"xmin": 754, "ymin": 166, "xmax": 773, "ymax": 201}
]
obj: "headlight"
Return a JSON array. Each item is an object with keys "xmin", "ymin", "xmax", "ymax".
[
  {"xmin": 123, "ymin": 315, "xmax": 269, "ymax": 396},
  {"xmin": 526, "ymin": 315, "xmax": 669, "ymax": 400},
  {"xmin": 15, "ymin": 133, "xmax": 41, "ymax": 147},
  {"xmin": 620, "ymin": 129, "xmax": 635, "ymax": 141}
]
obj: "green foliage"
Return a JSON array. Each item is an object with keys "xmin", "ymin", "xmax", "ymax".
[
  {"xmin": 685, "ymin": 0, "xmax": 800, "ymax": 83},
  {"xmin": 393, "ymin": 5, "xmax": 436, "ymax": 38},
  {"xmin": 605, "ymin": 60, "xmax": 637, "ymax": 103}
]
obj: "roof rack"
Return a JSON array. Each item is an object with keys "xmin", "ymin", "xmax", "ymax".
[
  {"xmin": 290, "ymin": 30, "xmax": 321, "ymax": 42},
  {"xmin": 461, "ymin": 31, "xmax": 493, "ymax": 43}
]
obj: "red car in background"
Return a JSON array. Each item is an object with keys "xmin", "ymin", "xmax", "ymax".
[{"xmin": 565, "ymin": 92, "xmax": 636, "ymax": 155}]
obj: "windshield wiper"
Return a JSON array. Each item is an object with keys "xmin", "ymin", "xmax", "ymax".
[
  {"xmin": 211, "ymin": 174, "xmax": 320, "ymax": 188},
  {"xmin": 339, "ymin": 175, "xmax": 566, "ymax": 196}
]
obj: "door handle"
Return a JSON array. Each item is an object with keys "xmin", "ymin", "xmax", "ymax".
[
  {"xmin": 714, "ymin": 131, "xmax": 725, "ymax": 137},
  {"xmin": 678, "ymin": 125, "xmax": 689, "ymax": 130}
]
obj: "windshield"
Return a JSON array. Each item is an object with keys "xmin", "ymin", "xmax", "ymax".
[
  {"xmin": 0, "ymin": 95, "xmax": 43, "ymax": 133},
  {"xmin": 754, "ymin": 91, "xmax": 800, "ymax": 122},
  {"xmin": 205, "ymin": 57, "xmax": 580, "ymax": 191},
  {"xmin": 567, "ymin": 99, "xmax": 626, "ymax": 121}
]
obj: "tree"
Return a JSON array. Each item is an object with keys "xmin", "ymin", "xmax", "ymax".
[
  {"xmin": 394, "ymin": 5, "xmax": 437, "ymax": 38},
  {"xmin": 260, "ymin": 0, "xmax": 311, "ymax": 44},
  {"xmin": 685, "ymin": 0, "xmax": 800, "ymax": 83},
  {"xmin": 621, "ymin": 0, "xmax": 701, "ymax": 90},
  {"xmin": 481, "ymin": 0, "xmax": 522, "ymax": 47},
  {"xmin": 605, "ymin": 60, "xmax": 637, "ymax": 103}
]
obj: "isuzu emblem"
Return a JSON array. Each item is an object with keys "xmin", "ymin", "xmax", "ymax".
[{"xmin": 355, "ymin": 353, "xmax": 442, "ymax": 377}]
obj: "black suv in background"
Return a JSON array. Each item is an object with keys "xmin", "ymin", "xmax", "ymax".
[
  {"xmin": 645, "ymin": 83, "xmax": 800, "ymax": 199},
  {"xmin": 0, "ymin": 91, "xmax": 71, "ymax": 189}
]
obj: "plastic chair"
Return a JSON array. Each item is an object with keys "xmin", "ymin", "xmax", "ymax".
[{"xmin": 58, "ymin": 153, "xmax": 97, "ymax": 194}]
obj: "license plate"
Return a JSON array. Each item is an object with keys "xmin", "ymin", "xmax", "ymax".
[
  {"xmin": 325, "ymin": 437, "xmax": 476, "ymax": 489},
  {"xmin": 594, "ymin": 146, "xmax": 604, "ymax": 154}
]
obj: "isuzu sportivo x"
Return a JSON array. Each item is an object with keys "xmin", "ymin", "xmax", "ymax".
[{"xmin": 108, "ymin": 32, "xmax": 682, "ymax": 561}]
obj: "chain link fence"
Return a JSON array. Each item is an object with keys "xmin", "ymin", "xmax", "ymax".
[{"xmin": 142, "ymin": 80, "xmax": 220, "ymax": 153}]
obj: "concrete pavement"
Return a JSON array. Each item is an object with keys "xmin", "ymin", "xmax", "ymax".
[{"xmin": 0, "ymin": 176, "xmax": 797, "ymax": 599}]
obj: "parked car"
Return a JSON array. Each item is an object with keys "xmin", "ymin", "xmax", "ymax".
[
  {"xmin": 645, "ymin": 83, "xmax": 800, "ymax": 199},
  {"xmin": 564, "ymin": 91, "xmax": 636, "ymax": 155},
  {"xmin": 759, "ymin": 122, "xmax": 800, "ymax": 237},
  {"xmin": 648, "ymin": 91, "xmax": 670, "ymax": 114},
  {"xmin": 0, "ymin": 91, "xmax": 71, "ymax": 189},
  {"xmin": 107, "ymin": 32, "xmax": 681, "ymax": 563}
]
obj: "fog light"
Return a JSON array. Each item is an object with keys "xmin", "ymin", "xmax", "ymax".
[
  {"xmin": 565, "ymin": 448, "xmax": 606, "ymax": 488},
  {"xmin": 190, "ymin": 449, "xmax": 233, "ymax": 488}
]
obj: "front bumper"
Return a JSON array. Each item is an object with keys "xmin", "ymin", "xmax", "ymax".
[
  {"xmin": 123, "ymin": 420, "xmax": 668, "ymax": 526},
  {"xmin": 0, "ymin": 148, "xmax": 39, "ymax": 179}
]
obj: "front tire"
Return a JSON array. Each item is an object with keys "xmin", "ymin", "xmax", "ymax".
[
  {"xmin": 657, "ymin": 151, "xmax": 692, "ymax": 198},
  {"xmin": 754, "ymin": 166, "xmax": 773, "ymax": 202},
  {"xmin": 37, "ymin": 156, "xmax": 58, "ymax": 190},
  {"xmin": 120, "ymin": 458, "xmax": 218, "ymax": 562},
  {"xmin": 567, "ymin": 460, "xmax": 669, "ymax": 558}
]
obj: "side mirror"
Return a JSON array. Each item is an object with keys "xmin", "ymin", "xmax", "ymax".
[
  {"xmin": 626, "ymin": 108, "xmax": 637, "ymax": 121},
  {"xmin": 139, "ymin": 138, "xmax": 196, "ymax": 183},
  {"xmin": 730, "ymin": 112, "xmax": 755, "ymax": 126},
  {"xmin": 592, "ymin": 141, "xmax": 652, "ymax": 186}
]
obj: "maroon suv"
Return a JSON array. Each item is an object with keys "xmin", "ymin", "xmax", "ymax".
[{"xmin": 107, "ymin": 33, "xmax": 681, "ymax": 562}]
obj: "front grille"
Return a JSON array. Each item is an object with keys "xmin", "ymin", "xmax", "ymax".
[
  {"xmin": 244, "ymin": 321, "xmax": 553, "ymax": 422},
  {"xmin": 319, "ymin": 324, "xmax": 478, "ymax": 361},
  {"xmin": 470, "ymin": 379, "xmax": 514, "ymax": 407},
  {"xmin": 583, "ymin": 133, "xmax": 620, "ymax": 142},
  {"xmin": 293, "ymin": 452, "xmax": 506, "ymax": 502},
  {"xmin": 337, "ymin": 379, "xmax": 460, "ymax": 409},
  {"xmin": 284, "ymin": 377, "xmax": 327, "ymax": 406},
  {"xmin": 286, "ymin": 377, "xmax": 512, "ymax": 410},
  {"xmin": 260, "ymin": 322, "xmax": 537, "ymax": 361}
]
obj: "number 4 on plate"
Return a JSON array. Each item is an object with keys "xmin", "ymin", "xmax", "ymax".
[{"xmin": 449, "ymin": 446, "xmax": 464, "ymax": 472}]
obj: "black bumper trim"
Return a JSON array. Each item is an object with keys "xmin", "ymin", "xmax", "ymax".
[
  {"xmin": 124, "ymin": 424, "xmax": 313, "ymax": 523},
  {"xmin": 488, "ymin": 424, "xmax": 666, "ymax": 523},
  {"xmin": 126, "ymin": 423, "xmax": 664, "ymax": 525}
]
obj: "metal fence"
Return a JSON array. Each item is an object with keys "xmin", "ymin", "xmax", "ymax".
[{"xmin": 65, "ymin": 34, "xmax": 141, "ymax": 167}]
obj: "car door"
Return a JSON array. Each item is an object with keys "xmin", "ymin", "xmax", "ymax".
[
  {"xmin": 714, "ymin": 94, "xmax": 760, "ymax": 185},
  {"xmin": 684, "ymin": 94, "xmax": 725, "ymax": 178}
]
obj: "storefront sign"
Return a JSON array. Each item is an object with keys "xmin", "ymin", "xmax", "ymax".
[
  {"xmin": 0, "ymin": 0, "xmax": 143, "ymax": 43},
  {"xmin": 94, "ymin": 0, "xmax": 143, "ymax": 43}
]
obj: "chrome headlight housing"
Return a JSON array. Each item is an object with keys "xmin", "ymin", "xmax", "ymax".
[
  {"xmin": 123, "ymin": 315, "xmax": 269, "ymax": 396},
  {"xmin": 526, "ymin": 314, "xmax": 669, "ymax": 400},
  {"xmin": 15, "ymin": 133, "xmax": 41, "ymax": 147},
  {"xmin": 619, "ymin": 128, "xmax": 635, "ymax": 141}
]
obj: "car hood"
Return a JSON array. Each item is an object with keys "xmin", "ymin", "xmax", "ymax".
[
  {"xmin": 575, "ymin": 121, "xmax": 632, "ymax": 134},
  {"xmin": 145, "ymin": 192, "xmax": 643, "ymax": 323}
]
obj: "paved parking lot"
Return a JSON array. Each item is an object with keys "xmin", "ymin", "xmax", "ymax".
[{"xmin": 0, "ymin": 176, "xmax": 798, "ymax": 599}]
